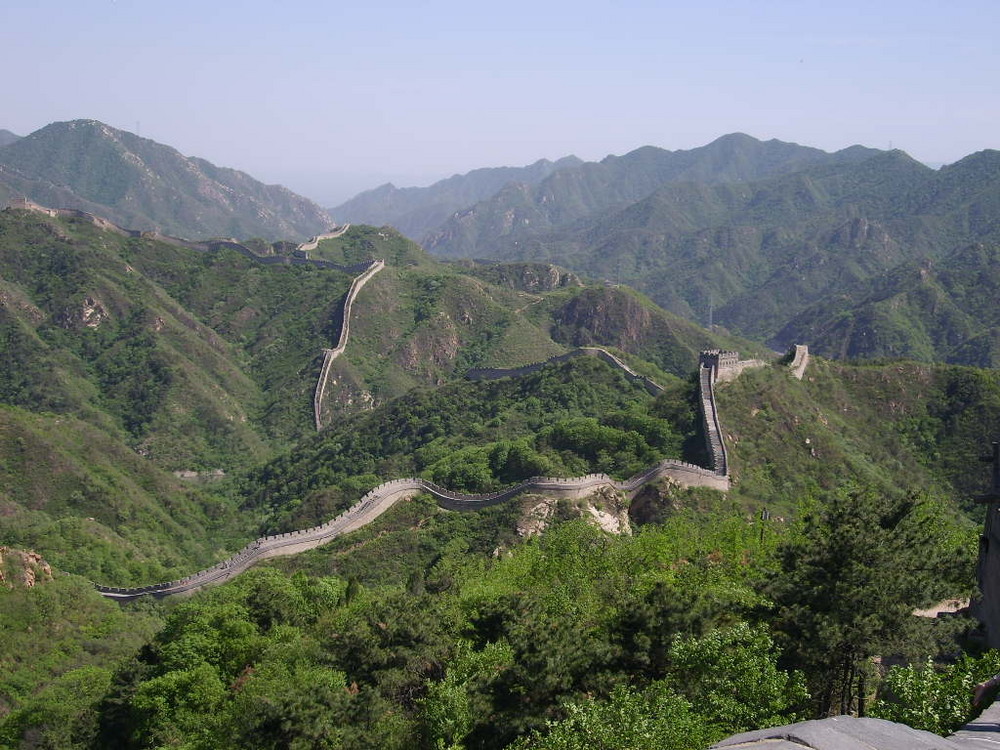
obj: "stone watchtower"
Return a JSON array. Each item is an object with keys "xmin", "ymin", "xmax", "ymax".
[
  {"xmin": 699, "ymin": 350, "xmax": 740, "ymax": 383},
  {"xmin": 975, "ymin": 442, "xmax": 1000, "ymax": 646}
]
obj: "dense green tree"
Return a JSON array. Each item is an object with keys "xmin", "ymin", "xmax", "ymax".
[
  {"xmin": 666, "ymin": 622, "xmax": 809, "ymax": 732},
  {"xmin": 870, "ymin": 651, "xmax": 1000, "ymax": 735},
  {"xmin": 765, "ymin": 486, "xmax": 967, "ymax": 716},
  {"xmin": 510, "ymin": 683, "xmax": 717, "ymax": 750}
]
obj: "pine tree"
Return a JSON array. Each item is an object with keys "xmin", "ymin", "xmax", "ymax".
[{"xmin": 765, "ymin": 486, "xmax": 967, "ymax": 716}]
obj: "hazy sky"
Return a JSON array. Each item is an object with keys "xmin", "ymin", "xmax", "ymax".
[{"xmin": 3, "ymin": 0, "xmax": 997, "ymax": 205}]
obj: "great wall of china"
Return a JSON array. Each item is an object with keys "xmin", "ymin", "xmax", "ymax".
[
  {"xmin": 313, "ymin": 259, "xmax": 385, "ymax": 430},
  {"xmin": 2, "ymin": 198, "xmax": 807, "ymax": 600},
  {"xmin": 96, "ymin": 336, "xmax": 804, "ymax": 601},
  {"xmin": 4, "ymin": 198, "xmax": 371, "ymax": 273}
]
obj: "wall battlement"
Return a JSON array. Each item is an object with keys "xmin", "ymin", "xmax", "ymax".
[
  {"xmin": 96, "ymin": 343, "xmax": 803, "ymax": 601},
  {"xmin": 94, "ymin": 346, "xmax": 807, "ymax": 601}
]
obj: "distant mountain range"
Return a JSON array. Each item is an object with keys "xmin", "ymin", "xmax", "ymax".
[
  {"xmin": 333, "ymin": 134, "xmax": 1000, "ymax": 366},
  {"xmin": 0, "ymin": 120, "xmax": 332, "ymax": 240},
  {"xmin": 331, "ymin": 156, "xmax": 584, "ymax": 240},
  {"xmin": 5, "ymin": 121, "xmax": 999, "ymax": 366}
]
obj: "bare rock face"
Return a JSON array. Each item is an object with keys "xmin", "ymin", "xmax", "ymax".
[
  {"xmin": 0, "ymin": 547, "xmax": 54, "ymax": 589},
  {"xmin": 553, "ymin": 288, "xmax": 652, "ymax": 351},
  {"xmin": 516, "ymin": 487, "xmax": 632, "ymax": 538},
  {"xmin": 55, "ymin": 295, "xmax": 110, "ymax": 330}
]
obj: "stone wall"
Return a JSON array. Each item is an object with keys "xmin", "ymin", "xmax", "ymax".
[
  {"xmin": 6, "ymin": 200, "xmax": 374, "ymax": 274},
  {"xmin": 699, "ymin": 349, "xmax": 767, "ymax": 384},
  {"xmin": 788, "ymin": 344, "xmax": 810, "ymax": 380},
  {"xmin": 95, "ymin": 459, "xmax": 731, "ymax": 601},
  {"xmin": 95, "ymin": 346, "xmax": 747, "ymax": 601},
  {"xmin": 699, "ymin": 365, "xmax": 728, "ymax": 475},
  {"xmin": 296, "ymin": 224, "xmax": 351, "ymax": 253},
  {"xmin": 312, "ymin": 259, "xmax": 386, "ymax": 430}
]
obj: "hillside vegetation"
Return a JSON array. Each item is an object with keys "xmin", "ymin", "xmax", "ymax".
[
  {"xmin": 0, "ymin": 120, "xmax": 332, "ymax": 240},
  {"xmin": 332, "ymin": 136, "xmax": 1000, "ymax": 367},
  {"xmin": 2, "ymin": 178, "xmax": 1000, "ymax": 747}
]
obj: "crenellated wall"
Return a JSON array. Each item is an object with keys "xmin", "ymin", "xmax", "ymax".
[
  {"xmin": 699, "ymin": 349, "xmax": 768, "ymax": 384},
  {"xmin": 788, "ymin": 344, "xmax": 810, "ymax": 380},
  {"xmin": 95, "ymin": 345, "xmax": 747, "ymax": 601},
  {"xmin": 4, "ymin": 200, "xmax": 374, "ymax": 274},
  {"xmin": 699, "ymin": 364, "xmax": 728, "ymax": 475},
  {"xmin": 94, "ymin": 460, "xmax": 730, "ymax": 601},
  {"xmin": 296, "ymin": 224, "xmax": 351, "ymax": 253},
  {"xmin": 34, "ymin": 197, "xmax": 804, "ymax": 601},
  {"xmin": 312, "ymin": 259, "xmax": 385, "ymax": 430}
]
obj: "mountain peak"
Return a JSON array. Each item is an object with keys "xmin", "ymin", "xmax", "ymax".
[
  {"xmin": 942, "ymin": 149, "xmax": 1000, "ymax": 174},
  {"xmin": 709, "ymin": 132, "xmax": 761, "ymax": 147},
  {"xmin": 1, "ymin": 119, "xmax": 332, "ymax": 240}
]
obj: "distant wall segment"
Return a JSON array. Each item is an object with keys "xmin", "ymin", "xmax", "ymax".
[
  {"xmin": 467, "ymin": 347, "xmax": 663, "ymax": 397},
  {"xmin": 313, "ymin": 259, "xmax": 385, "ymax": 430},
  {"xmin": 95, "ymin": 346, "xmax": 806, "ymax": 600}
]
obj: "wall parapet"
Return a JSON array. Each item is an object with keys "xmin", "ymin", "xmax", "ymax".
[
  {"xmin": 312, "ymin": 259, "xmax": 385, "ymax": 430},
  {"xmin": 788, "ymin": 344, "xmax": 810, "ymax": 379},
  {"xmin": 94, "ymin": 454, "xmax": 731, "ymax": 601},
  {"xmin": 95, "ymin": 344, "xmax": 796, "ymax": 601},
  {"xmin": 5, "ymin": 199, "xmax": 372, "ymax": 274}
]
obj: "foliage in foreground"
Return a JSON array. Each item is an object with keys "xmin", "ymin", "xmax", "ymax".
[
  {"xmin": 766, "ymin": 485, "xmax": 972, "ymax": 717},
  {"xmin": 2, "ymin": 509, "xmax": 794, "ymax": 750},
  {"xmin": 871, "ymin": 651, "xmax": 1000, "ymax": 735}
]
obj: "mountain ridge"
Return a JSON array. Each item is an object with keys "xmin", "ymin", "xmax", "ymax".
[
  {"xmin": 331, "ymin": 155, "xmax": 584, "ymax": 240},
  {"xmin": 0, "ymin": 129, "xmax": 20, "ymax": 148},
  {"xmin": 0, "ymin": 119, "xmax": 333, "ymax": 240}
]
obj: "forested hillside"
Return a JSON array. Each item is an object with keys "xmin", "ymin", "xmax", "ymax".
[
  {"xmin": 344, "ymin": 137, "xmax": 1000, "ymax": 366},
  {"xmin": 4, "ymin": 350, "xmax": 997, "ymax": 748},
  {"xmin": 0, "ymin": 120, "xmax": 333, "ymax": 240},
  {"xmin": 2, "ymin": 199, "xmax": 999, "ymax": 748}
]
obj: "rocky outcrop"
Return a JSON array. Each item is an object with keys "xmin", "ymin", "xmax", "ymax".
[
  {"xmin": 0, "ymin": 547, "xmax": 54, "ymax": 589},
  {"xmin": 712, "ymin": 708, "xmax": 1000, "ymax": 749}
]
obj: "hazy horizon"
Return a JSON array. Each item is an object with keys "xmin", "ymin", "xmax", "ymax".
[{"xmin": 3, "ymin": 0, "xmax": 997, "ymax": 206}]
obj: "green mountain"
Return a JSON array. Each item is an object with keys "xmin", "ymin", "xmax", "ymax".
[
  {"xmin": 4, "ymin": 125, "xmax": 1000, "ymax": 748},
  {"xmin": 423, "ymin": 134, "xmax": 883, "ymax": 258},
  {"xmin": 331, "ymin": 155, "xmax": 584, "ymax": 241},
  {"xmin": 0, "ymin": 205, "xmax": 756, "ymax": 582},
  {"xmin": 0, "ymin": 120, "xmax": 333, "ymax": 240},
  {"xmin": 421, "ymin": 146, "xmax": 1000, "ymax": 350},
  {"xmin": 772, "ymin": 242, "xmax": 1000, "ymax": 365},
  {"xmin": 5, "ymin": 350, "xmax": 992, "ymax": 748},
  {"xmin": 3, "ymin": 200, "xmax": 998, "ymax": 745}
]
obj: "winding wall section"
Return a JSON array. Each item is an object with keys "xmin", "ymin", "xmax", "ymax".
[
  {"xmin": 467, "ymin": 347, "xmax": 664, "ymax": 396},
  {"xmin": 95, "ymin": 462, "xmax": 728, "ymax": 601},
  {"xmin": 93, "ymin": 344, "xmax": 802, "ymax": 601},
  {"xmin": 34, "ymin": 194, "xmax": 804, "ymax": 599},
  {"xmin": 95, "ymin": 346, "xmax": 757, "ymax": 601},
  {"xmin": 313, "ymin": 259, "xmax": 385, "ymax": 430}
]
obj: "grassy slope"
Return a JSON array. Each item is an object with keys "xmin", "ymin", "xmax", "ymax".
[{"xmin": 717, "ymin": 356, "xmax": 1000, "ymax": 522}]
